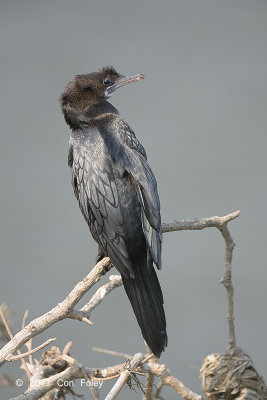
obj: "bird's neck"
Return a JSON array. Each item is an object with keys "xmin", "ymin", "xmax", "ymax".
[{"xmin": 63, "ymin": 101, "xmax": 119, "ymax": 130}]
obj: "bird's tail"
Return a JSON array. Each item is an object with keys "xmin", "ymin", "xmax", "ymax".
[{"xmin": 121, "ymin": 257, "xmax": 167, "ymax": 357}]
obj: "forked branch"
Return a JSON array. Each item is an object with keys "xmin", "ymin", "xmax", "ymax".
[{"xmin": 0, "ymin": 211, "xmax": 241, "ymax": 400}]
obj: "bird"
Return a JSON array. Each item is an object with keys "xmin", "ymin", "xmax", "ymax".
[{"xmin": 59, "ymin": 66, "xmax": 167, "ymax": 357}]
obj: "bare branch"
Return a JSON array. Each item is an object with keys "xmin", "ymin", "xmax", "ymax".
[
  {"xmin": 1, "ymin": 213, "xmax": 240, "ymax": 368},
  {"xmin": 22, "ymin": 310, "xmax": 29, "ymax": 330},
  {"xmin": 69, "ymin": 274, "xmax": 122, "ymax": 323},
  {"xmin": 8, "ymin": 348, "xmax": 203, "ymax": 400},
  {"xmin": 163, "ymin": 210, "xmax": 240, "ymax": 348},
  {"xmin": 60, "ymin": 354, "xmax": 99, "ymax": 400},
  {"xmin": 9, "ymin": 361, "xmax": 125, "ymax": 400},
  {"xmin": 0, "ymin": 305, "xmax": 31, "ymax": 379},
  {"xmin": 6, "ymin": 338, "xmax": 56, "ymax": 361},
  {"xmin": 141, "ymin": 354, "xmax": 155, "ymax": 364},
  {"xmin": 2, "ymin": 210, "xmax": 242, "ymax": 400},
  {"xmin": 21, "ymin": 310, "xmax": 35, "ymax": 366},
  {"xmin": 140, "ymin": 362, "xmax": 202, "ymax": 400},
  {"xmin": 92, "ymin": 347, "xmax": 132, "ymax": 360},
  {"xmin": 104, "ymin": 352, "xmax": 143, "ymax": 400},
  {"xmin": 218, "ymin": 222, "xmax": 237, "ymax": 348},
  {"xmin": 154, "ymin": 380, "xmax": 164, "ymax": 399},
  {"xmin": 142, "ymin": 345, "xmax": 157, "ymax": 400},
  {"xmin": 0, "ymin": 257, "xmax": 111, "ymax": 366},
  {"xmin": 0, "ymin": 304, "xmax": 14, "ymax": 343},
  {"xmin": 0, "ymin": 305, "xmax": 15, "ymax": 343},
  {"xmin": 162, "ymin": 210, "xmax": 240, "ymax": 233},
  {"xmin": 62, "ymin": 341, "xmax": 72, "ymax": 355}
]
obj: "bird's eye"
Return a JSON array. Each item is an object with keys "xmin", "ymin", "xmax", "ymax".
[{"xmin": 103, "ymin": 78, "xmax": 112, "ymax": 86}]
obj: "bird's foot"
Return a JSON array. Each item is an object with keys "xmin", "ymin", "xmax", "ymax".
[
  {"xmin": 96, "ymin": 247, "xmax": 113, "ymax": 275},
  {"xmin": 101, "ymin": 261, "xmax": 113, "ymax": 276}
]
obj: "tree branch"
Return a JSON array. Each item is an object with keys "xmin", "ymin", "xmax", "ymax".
[
  {"xmin": 9, "ymin": 351, "xmax": 202, "ymax": 400},
  {"xmin": 1, "ymin": 211, "xmax": 242, "ymax": 400},
  {"xmin": 142, "ymin": 344, "xmax": 157, "ymax": 400},
  {"xmin": 104, "ymin": 352, "xmax": 143, "ymax": 400},
  {"xmin": 140, "ymin": 362, "xmax": 202, "ymax": 400},
  {"xmin": 0, "ymin": 212, "xmax": 240, "ymax": 368},
  {"xmin": 6, "ymin": 338, "xmax": 56, "ymax": 361},
  {"xmin": 0, "ymin": 305, "xmax": 31, "ymax": 379},
  {"xmin": 162, "ymin": 210, "xmax": 240, "ymax": 233},
  {"xmin": 163, "ymin": 210, "xmax": 240, "ymax": 348},
  {"xmin": 92, "ymin": 346, "xmax": 132, "ymax": 360},
  {"xmin": 68, "ymin": 274, "xmax": 123, "ymax": 323},
  {"xmin": 218, "ymin": 221, "xmax": 237, "ymax": 348},
  {"xmin": 0, "ymin": 257, "xmax": 111, "ymax": 367}
]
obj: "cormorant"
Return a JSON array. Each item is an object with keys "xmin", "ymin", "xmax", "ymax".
[{"xmin": 59, "ymin": 66, "xmax": 167, "ymax": 357}]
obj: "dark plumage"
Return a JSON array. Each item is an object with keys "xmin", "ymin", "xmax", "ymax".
[{"xmin": 59, "ymin": 66, "xmax": 167, "ymax": 356}]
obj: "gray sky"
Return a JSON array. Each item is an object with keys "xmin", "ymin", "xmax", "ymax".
[{"xmin": 1, "ymin": 1, "xmax": 267, "ymax": 398}]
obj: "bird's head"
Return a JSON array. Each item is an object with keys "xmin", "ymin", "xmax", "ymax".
[{"xmin": 59, "ymin": 66, "xmax": 145, "ymax": 128}]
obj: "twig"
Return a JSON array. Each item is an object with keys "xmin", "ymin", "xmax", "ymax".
[
  {"xmin": 219, "ymin": 223, "xmax": 237, "ymax": 348},
  {"xmin": 154, "ymin": 381, "xmax": 164, "ymax": 399},
  {"xmin": 21, "ymin": 310, "xmax": 34, "ymax": 366},
  {"xmin": 92, "ymin": 347, "xmax": 132, "ymax": 360},
  {"xmin": 81, "ymin": 366, "xmax": 99, "ymax": 400},
  {"xmin": 143, "ymin": 366, "xmax": 154, "ymax": 399},
  {"xmin": 60, "ymin": 354, "xmax": 99, "ymax": 399},
  {"xmin": 6, "ymin": 338, "xmax": 56, "ymax": 361},
  {"xmin": 62, "ymin": 341, "xmax": 72, "ymax": 355},
  {"xmin": 27, "ymin": 339, "xmax": 33, "ymax": 366},
  {"xmin": 69, "ymin": 275, "xmax": 122, "ymax": 323},
  {"xmin": 22, "ymin": 310, "xmax": 29, "ymax": 330},
  {"xmin": 104, "ymin": 353, "xmax": 143, "ymax": 400},
  {"xmin": 0, "ymin": 305, "xmax": 31, "ymax": 380},
  {"xmin": 0, "ymin": 305, "xmax": 15, "ymax": 342},
  {"xmin": 141, "ymin": 362, "xmax": 202, "ymax": 400},
  {"xmin": 93, "ymin": 374, "xmax": 120, "ymax": 381},
  {"xmin": 142, "ymin": 345, "xmax": 157, "ymax": 400},
  {"xmin": 141, "ymin": 354, "xmax": 155, "ymax": 364}
]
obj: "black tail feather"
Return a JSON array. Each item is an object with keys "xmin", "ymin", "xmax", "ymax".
[{"xmin": 122, "ymin": 258, "xmax": 167, "ymax": 357}]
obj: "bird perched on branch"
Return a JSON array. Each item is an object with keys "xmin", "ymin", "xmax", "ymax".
[{"xmin": 59, "ymin": 66, "xmax": 167, "ymax": 357}]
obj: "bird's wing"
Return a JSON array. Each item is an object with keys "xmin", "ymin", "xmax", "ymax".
[
  {"xmin": 69, "ymin": 134, "xmax": 134, "ymax": 278},
  {"xmin": 99, "ymin": 118, "xmax": 162, "ymax": 269},
  {"xmin": 135, "ymin": 158, "xmax": 162, "ymax": 269},
  {"xmin": 114, "ymin": 119, "xmax": 148, "ymax": 159}
]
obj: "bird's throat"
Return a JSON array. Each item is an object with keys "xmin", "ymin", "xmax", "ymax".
[{"xmin": 63, "ymin": 101, "xmax": 119, "ymax": 130}]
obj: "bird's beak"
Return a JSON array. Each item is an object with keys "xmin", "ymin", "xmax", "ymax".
[{"xmin": 105, "ymin": 74, "xmax": 146, "ymax": 97}]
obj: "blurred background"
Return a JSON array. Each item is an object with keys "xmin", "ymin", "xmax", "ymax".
[{"xmin": 1, "ymin": 1, "xmax": 266, "ymax": 398}]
